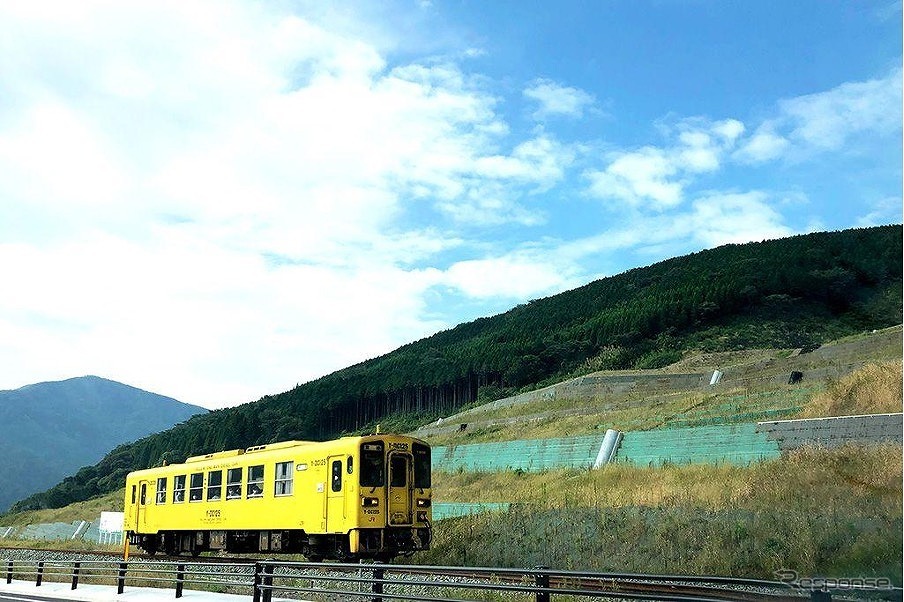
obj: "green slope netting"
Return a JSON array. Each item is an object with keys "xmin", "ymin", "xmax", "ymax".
[
  {"xmin": 432, "ymin": 435, "xmax": 605, "ymax": 472},
  {"xmin": 431, "ymin": 423, "xmax": 782, "ymax": 473},
  {"xmin": 616, "ymin": 423, "xmax": 780, "ymax": 466}
]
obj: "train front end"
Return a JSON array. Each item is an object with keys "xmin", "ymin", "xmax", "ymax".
[{"xmin": 350, "ymin": 435, "xmax": 432, "ymax": 559}]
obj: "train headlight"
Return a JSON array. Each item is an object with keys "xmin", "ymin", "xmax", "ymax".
[
  {"xmin": 362, "ymin": 497, "xmax": 379, "ymax": 507},
  {"xmin": 416, "ymin": 498, "xmax": 431, "ymax": 508}
]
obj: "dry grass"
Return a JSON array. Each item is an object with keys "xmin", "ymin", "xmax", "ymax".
[
  {"xmin": 798, "ymin": 361, "xmax": 903, "ymax": 418},
  {"xmin": 425, "ymin": 445, "xmax": 902, "ymax": 580},
  {"xmin": 434, "ymin": 444, "xmax": 903, "ymax": 512},
  {"xmin": 424, "ymin": 384, "xmax": 812, "ymax": 446}
]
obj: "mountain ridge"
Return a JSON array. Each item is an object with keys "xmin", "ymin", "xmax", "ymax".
[{"xmin": 0, "ymin": 375, "xmax": 207, "ymax": 512}]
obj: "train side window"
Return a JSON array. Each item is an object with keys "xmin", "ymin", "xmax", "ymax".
[
  {"xmin": 274, "ymin": 461, "xmax": 293, "ymax": 496},
  {"xmin": 331, "ymin": 460, "xmax": 342, "ymax": 492},
  {"xmin": 247, "ymin": 465, "xmax": 264, "ymax": 498},
  {"xmin": 347, "ymin": 456, "xmax": 353, "ymax": 474},
  {"xmin": 173, "ymin": 475, "xmax": 186, "ymax": 503},
  {"xmin": 189, "ymin": 472, "xmax": 203, "ymax": 502},
  {"xmin": 207, "ymin": 470, "xmax": 222, "ymax": 501},
  {"xmin": 156, "ymin": 477, "xmax": 167, "ymax": 504},
  {"xmin": 226, "ymin": 467, "xmax": 243, "ymax": 500},
  {"xmin": 390, "ymin": 455, "xmax": 407, "ymax": 487},
  {"xmin": 140, "ymin": 483, "xmax": 147, "ymax": 505},
  {"xmin": 131, "ymin": 485, "xmax": 136, "ymax": 504}
]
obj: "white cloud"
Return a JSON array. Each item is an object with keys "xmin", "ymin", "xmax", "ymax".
[
  {"xmin": 857, "ymin": 196, "xmax": 904, "ymax": 227},
  {"xmin": 585, "ymin": 118, "xmax": 744, "ymax": 210},
  {"xmin": 442, "ymin": 255, "xmax": 579, "ymax": 299},
  {"xmin": 782, "ymin": 68, "xmax": 902, "ymax": 150},
  {"xmin": 586, "ymin": 147, "xmax": 684, "ymax": 209},
  {"xmin": 735, "ymin": 67, "xmax": 902, "ymax": 163},
  {"xmin": 0, "ymin": 0, "xmax": 589, "ymax": 406},
  {"xmin": 524, "ymin": 78, "xmax": 595, "ymax": 119},
  {"xmin": 685, "ymin": 191, "xmax": 794, "ymax": 246},
  {"xmin": 557, "ymin": 189, "xmax": 792, "ymax": 261},
  {"xmin": 734, "ymin": 124, "xmax": 790, "ymax": 163}
]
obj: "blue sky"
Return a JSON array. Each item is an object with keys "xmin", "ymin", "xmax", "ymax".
[{"xmin": 0, "ymin": 1, "xmax": 900, "ymax": 408}]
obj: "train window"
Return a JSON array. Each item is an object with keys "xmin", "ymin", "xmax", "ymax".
[
  {"xmin": 156, "ymin": 477, "xmax": 167, "ymax": 504},
  {"xmin": 413, "ymin": 443, "xmax": 431, "ymax": 488},
  {"xmin": 226, "ymin": 467, "xmax": 242, "ymax": 500},
  {"xmin": 331, "ymin": 460, "xmax": 342, "ymax": 492},
  {"xmin": 140, "ymin": 483, "xmax": 147, "ymax": 505},
  {"xmin": 173, "ymin": 475, "xmax": 186, "ymax": 503},
  {"xmin": 390, "ymin": 455, "xmax": 407, "ymax": 487},
  {"xmin": 247, "ymin": 465, "xmax": 264, "ymax": 498},
  {"xmin": 275, "ymin": 461, "xmax": 293, "ymax": 496},
  {"xmin": 360, "ymin": 442, "xmax": 384, "ymax": 488},
  {"xmin": 131, "ymin": 485, "xmax": 136, "ymax": 504},
  {"xmin": 347, "ymin": 456, "xmax": 353, "ymax": 474},
  {"xmin": 189, "ymin": 472, "xmax": 203, "ymax": 502},
  {"xmin": 207, "ymin": 470, "xmax": 222, "ymax": 501}
]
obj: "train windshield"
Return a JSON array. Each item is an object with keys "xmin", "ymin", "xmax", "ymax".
[
  {"xmin": 360, "ymin": 441, "xmax": 385, "ymax": 488},
  {"xmin": 413, "ymin": 442, "xmax": 431, "ymax": 488}
]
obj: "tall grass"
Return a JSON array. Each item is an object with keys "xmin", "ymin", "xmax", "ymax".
[
  {"xmin": 798, "ymin": 361, "xmax": 903, "ymax": 418},
  {"xmin": 425, "ymin": 445, "xmax": 902, "ymax": 582}
]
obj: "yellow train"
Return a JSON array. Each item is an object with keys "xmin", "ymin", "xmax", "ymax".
[{"xmin": 123, "ymin": 434, "xmax": 432, "ymax": 560}]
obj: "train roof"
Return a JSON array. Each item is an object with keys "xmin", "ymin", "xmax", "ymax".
[{"xmin": 126, "ymin": 434, "xmax": 427, "ymax": 478}]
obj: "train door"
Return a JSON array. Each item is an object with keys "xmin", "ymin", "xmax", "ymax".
[
  {"xmin": 325, "ymin": 456, "xmax": 346, "ymax": 532},
  {"xmin": 387, "ymin": 452, "xmax": 412, "ymax": 525},
  {"xmin": 133, "ymin": 480, "xmax": 152, "ymax": 532}
]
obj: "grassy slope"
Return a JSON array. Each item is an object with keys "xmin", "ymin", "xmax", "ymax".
[
  {"xmin": 423, "ymin": 445, "xmax": 901, "ymax": 580},
  {"xmin": 0, "ymin": 490, "xmax": 123, "ymax": 528},
  {"xmin": 415, "ymin": 327, "xmax": 903, "ymax": 580},
  {"xmin": 418, "ymin": 325, "xmax": 902, "ymax": 446}
]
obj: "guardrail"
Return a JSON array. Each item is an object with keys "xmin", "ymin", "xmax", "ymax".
[{"xmin": 3, "ymin": 557, "xmax": 902, "ymax": 601}]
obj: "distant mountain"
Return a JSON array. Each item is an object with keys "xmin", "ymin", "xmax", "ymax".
[{"xmin": 0, "ymin": 376, "xmax": 207, "ymax": 512}]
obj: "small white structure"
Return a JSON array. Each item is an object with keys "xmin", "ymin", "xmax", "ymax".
[
  {"xmin": 97, "ymin": 511, "xmax": 124, "ymax": 545},
  {"xmin": 709, "ymin": 370, "xmax": 724, "ymax": 385},
  {"xmin": 593, "ymin": 429, "xmax": 623, "ymax": 468}
]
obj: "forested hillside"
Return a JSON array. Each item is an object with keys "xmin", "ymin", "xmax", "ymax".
[{"xmin": 9, "ymin": 225, "xmax": 901, "ymax": 513}]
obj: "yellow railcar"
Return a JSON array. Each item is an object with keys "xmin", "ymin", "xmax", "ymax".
[{"xmin": 123, "ymin": 435, "xmax": 432, "ymax": 560}]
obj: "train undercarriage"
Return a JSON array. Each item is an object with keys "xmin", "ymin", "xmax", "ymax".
[{"xmin": 129, "ymin": 526, "xmax": 430, "ymax": 562}]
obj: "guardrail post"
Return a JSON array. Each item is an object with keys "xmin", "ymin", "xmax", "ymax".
[
  {"xmin": 252, "ymin": 563, "xmax": 262, "ymax": 602},
  {"xmin": 117, "ymin": 562, "xmax": 127, "ymax": 594},
  {"xmin": 262, "ymin": 564, "xmax": 274, "ymax": 602},
  {"xmin": 175, "ymin": 563, "xmax": 185, "ymax": 598},
  {"xmin": 6, "ymin": 560, "xmax": 12, "ymax": 584},
  {"xmin": 71, "ymin": 562, "xmax": 80, "ymax": 590},
  {"xmin": 370, "ymin": 562, "xmax": 384, "ymax": 602},
  {"xmin": 535, "ymin": 565, "xmax": 550, "ymax": 602},
  {"xmin": 35, "ymin": 561, "xmax": 44, "ymax": 587}
]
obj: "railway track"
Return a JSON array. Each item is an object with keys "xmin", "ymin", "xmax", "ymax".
[
  {"xmin": 394, "ymin": 566, "xmax": 809, "ymax": 601},
  {"xmin": 3, "ymin": 547, "xmax": 898, "ymax": 601}
]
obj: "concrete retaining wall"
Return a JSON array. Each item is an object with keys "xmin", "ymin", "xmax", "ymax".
[{"xmin": 756, "ymin": 413, "xmax": 903, "ymax": 451}]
